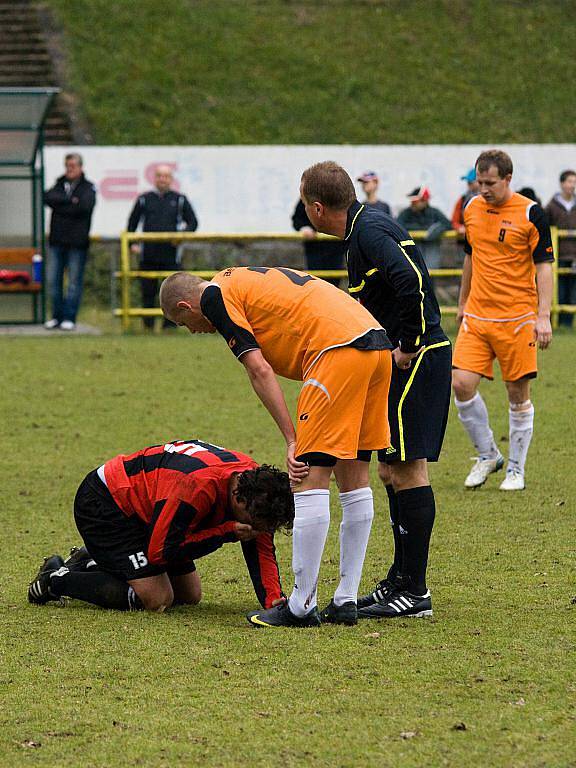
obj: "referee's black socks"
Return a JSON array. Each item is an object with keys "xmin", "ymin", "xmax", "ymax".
[
  {"xmin": 50, "ymin": 569, "xmax": 143, "ymax": 611},
  {"xmin": 396, "ymin": 485, "xmax": 436, "ymax": 596},
  {"xmin": 385, "ymin": 485, "xmax": 404, "ymax": 584}
]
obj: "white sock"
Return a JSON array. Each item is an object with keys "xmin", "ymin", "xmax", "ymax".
[
  {"xmin": 333, "ymin": 487, "xmax": 374, "ymax": 607},
  {"xmin": 507, "ymin": 402, "xmax": 534, "ymax": 475},
  {"xmin": 288, "ymin": 490, "xmax": 330, "ymax": 617},
  {"xmin": 454, "ymin": 393, "xmax": 499, "ymax": 459}
]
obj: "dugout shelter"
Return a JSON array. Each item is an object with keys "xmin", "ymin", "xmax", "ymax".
[{"xmin": 0, "ymin": 87, "xmax": 58, "ymax": 324}]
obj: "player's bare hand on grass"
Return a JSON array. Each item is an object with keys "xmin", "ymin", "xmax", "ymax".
[
  {"xmin": 287, "ymin": 442, "xmax": 309, "ymax": 484},
  {"xmin": 233, "ymin": 523, "xmax": 258, "ymax": 542},
  {"xmin": 535, "ymin": 316, "xmax": 552, "ymax": 349}
]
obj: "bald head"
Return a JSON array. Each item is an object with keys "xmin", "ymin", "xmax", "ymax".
[
  {"xmin": 160, "ymin": 272, "xmax": 206, "ymax": 314},
  {"xmin": 160, "ymin": 272, "xmax": 214, "ymax": 333}
]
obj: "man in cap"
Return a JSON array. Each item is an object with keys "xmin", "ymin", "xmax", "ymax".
[
  {"xmin": 357, "ymin": 171, "xmax": 392, "ymax": 216},
  {"xmin": 397, "ymin": 186, "xmax": 451, "ymax": 273},
  {"xmin": 451, "ymin": 169, "xmax": 480, "ymax": 234}
]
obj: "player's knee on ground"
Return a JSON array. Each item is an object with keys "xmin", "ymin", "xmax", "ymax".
[
  {"xmin": 171, "ymin": 572, "xmax": 202, "ymax": 605},
  {"xmin": 130, "ymin": 579, "xmax": 174, "ymax": 612}
]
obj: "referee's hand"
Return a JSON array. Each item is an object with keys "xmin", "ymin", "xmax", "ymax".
[{"xmin": 393, "ymin": 347, "xmax": 421, "ymax": 371}]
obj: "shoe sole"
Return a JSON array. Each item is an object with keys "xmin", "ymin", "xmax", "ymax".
[{"xmin": 358, "ymin": 608, "xmax": 433, "ymax": 620}]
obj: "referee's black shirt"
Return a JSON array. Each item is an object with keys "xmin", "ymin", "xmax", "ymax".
[{"xmin": 344, "ymin": 200, "xmax": 447, "ymax": 353}]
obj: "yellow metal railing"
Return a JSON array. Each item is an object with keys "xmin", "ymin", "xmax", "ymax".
[{"xmin": 114, "ymin": 228, "xmax": 575, "ymax": 331}]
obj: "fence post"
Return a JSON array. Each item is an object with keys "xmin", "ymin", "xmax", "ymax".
[
  {"xmin": 551, "ymin": 226, "xmax": 559, "ymax": 330},
  {"xmin": 120, "ymin": 231, "xmax": 131, "ymax": 332}
]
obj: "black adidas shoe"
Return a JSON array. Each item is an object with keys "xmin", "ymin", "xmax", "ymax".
[
  {"xmin": 357, "ymin": 578, "xmax": 399, "ymax": 610},
  {"xmin": 357, "ymin": 589, "xmax": 433, "ymax": 619},
  {"xmin": 28, "ymin": 554, "xmax": 65, "ymax": 605},
  {"xmin": 319, "ymin": 599, "xmax": 357, "ymax": 626},
  {"xmin": 64, "ymin": 545, "xmax": 95, "ymax": 571},
  {"xmin": 246, "ymin": 602, "xmax": 321, "ymax": 628}
]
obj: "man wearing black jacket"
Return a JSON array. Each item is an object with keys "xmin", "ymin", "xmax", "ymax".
[
  {"xmin": 291, "ymin": 199, "xmax": 346, "ymax": 286},
  {"xmin": 44, "ymin": 153, "xmax": 96, "ymax": 331},
  {"xmin": 127, "ymin": 165, "xmax": 198, "ymax": 330},
  {"xmin": 300, "ymin": 161, "xmax": 452, "ymax": 621}
]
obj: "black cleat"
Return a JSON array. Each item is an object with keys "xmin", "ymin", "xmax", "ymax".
[
  {"xmin": 357, "ymin": 577, "xmax": 399, "ymax": 610},
  {"xmin": 28, "ymin": 554, "xmax": 65, "ymax": 605},
  {"xmin": 319, "ymin": 599, "xmax": 357, "ymax": 626},
  {"xmin": 247, "ymin": 602, "xmax": 321, "ymax": 628},
  {"xmin": 64, "ymin": 545, "xmax": 96, "ymax": 571},
  {"xmin": 358, "ymin": 589, "xmax": 433, "ymax": 619}
]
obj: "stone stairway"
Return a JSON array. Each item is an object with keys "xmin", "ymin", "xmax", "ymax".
[{"xmin": 0, "ymin": 0, "xmax": 77, "ymax": 144}]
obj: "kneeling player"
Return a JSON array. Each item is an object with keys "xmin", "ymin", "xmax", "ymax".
[{"xmin": 28, "ymin": 439, "xmax": 293, "ymax": 613}]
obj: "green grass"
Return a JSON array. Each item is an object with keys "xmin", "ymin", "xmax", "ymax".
[
  {"xmin": 0, "ymin": 326, "xmax": 575, "ymax": 767},
  {"xmin": 43, "ymin": 0, "xmax": 576, "ymax": 144}
]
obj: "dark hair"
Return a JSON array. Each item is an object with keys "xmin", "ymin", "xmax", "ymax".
[
  {"xmin": 517, "ymin": 187, "xmax": 541, "ymax": 205},
  {"xmin": 476, "ymin": 149, "xmax": 513, "ymax": 178},
  {"xmin": 560, "ymin": 170, "xmax": 576, "ymax": 183},
  {"xmin": 301, "ymin": 161, "xmax": 356, "ymax": 210},
  {"xmin": 65, "ymin": 152, "xmax": 83, "ymax": 166},
  {"xmin": 235, "ymin": 465, "xmax": 294, "ymax": 533}
]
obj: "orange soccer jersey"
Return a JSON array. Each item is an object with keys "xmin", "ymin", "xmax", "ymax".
[
  {"xmin": 463, "ymin": 192, "xmax": 554, "ymax": 320},
  {"xmin": 203, "ymin": 266, "xmax": 391, "ymax": 380}
]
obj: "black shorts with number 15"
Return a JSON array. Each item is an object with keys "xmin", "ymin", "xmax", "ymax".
[{"xmin": 73, "ymin": 470, "xmax": 196, "ymax": 581}]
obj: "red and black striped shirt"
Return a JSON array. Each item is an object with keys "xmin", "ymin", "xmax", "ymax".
[{"xmin": 102, "ymin": 439, "xmax": 282, "ymax": 607}]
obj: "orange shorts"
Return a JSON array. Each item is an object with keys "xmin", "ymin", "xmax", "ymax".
[
  {"xmin": 295, "ymin": 346, "xmax": 392, "ymax": 460},
  {"xmin": 453, "ymin": 314, "xmax": 537, "ymax": 381}
]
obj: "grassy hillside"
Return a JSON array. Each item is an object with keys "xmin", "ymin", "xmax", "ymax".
[{"xmin": 43, "ymin": 0, "xmax": 575, "ymax": 144}]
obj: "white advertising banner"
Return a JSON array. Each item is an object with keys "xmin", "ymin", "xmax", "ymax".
[{"xmin": 38, "ymin": 144, "xmax": 576, "ymax": 237}]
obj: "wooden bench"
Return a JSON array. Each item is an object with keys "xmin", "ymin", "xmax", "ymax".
[{"xmin": 0, "ymin": 247, "xmax": 43, "ymax": 323}]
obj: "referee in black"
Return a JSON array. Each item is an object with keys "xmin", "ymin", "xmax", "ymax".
[
  {"xmin": 299, "ymin": 161, "xmax": 451, "ymax": 620},
  {"xmin": 127, "ymin": 165, "xmax": 198, "ymax": 331}
]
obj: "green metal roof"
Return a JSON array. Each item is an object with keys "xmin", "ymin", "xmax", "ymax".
[{"xmin": 0, "ymin": 87, "xmax": 59, "ymax": 167}]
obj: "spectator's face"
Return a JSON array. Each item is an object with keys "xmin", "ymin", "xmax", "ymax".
[
  {"xmin": 65, "ymin": 157, "xmax": 82, "ymax": 181},
  {"xmin": 361, "ymin": 179, "xmax": 378, "ymax": 196},
  {"xmin": 467, "ymin": 180, "xmax": 480, "ymax": 194},
  {"xmin": 476, "ymin": 165, "xmax": 511, "ymax": 206},
  {"xmin": 155, "ymin": 168, "xmax": 173, "ymax": 193},
  {"xmin": 411, "ymin": 199, "xmax": 427, "ymax": 212},
  {"xmin": 560, "ymin": 174, "xmax": 576, "ymax": 198}
]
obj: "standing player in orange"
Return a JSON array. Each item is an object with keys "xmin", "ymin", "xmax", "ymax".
[
  {"xmin": 452, "ymin": 150, "xmax": 554, "ymax": 491},
  {"xmin": 160, "ymin": 267, "xmax": 393, "ymax": 627}
]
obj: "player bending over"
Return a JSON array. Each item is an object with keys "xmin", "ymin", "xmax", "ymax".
[
  {"xmin": 28, "ymin": 439, "xmax": 293, "ymax": 612},
  {"xmin": 161, "ymin": 267, "xmax": 392, "ymax": 628}
]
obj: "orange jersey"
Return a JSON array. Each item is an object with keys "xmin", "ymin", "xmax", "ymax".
[
  {"xmin": 201, "ymin": 266, "xmax": 391, "ymax": 380},
  {"xmin": 463, "ymin": 193, "xmax": 554, "ymax": 319}
]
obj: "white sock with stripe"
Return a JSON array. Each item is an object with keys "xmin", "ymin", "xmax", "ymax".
[
  {"xmin": 288, "ymin": 490, "xmax": 330, "ymax": 617},
  {"xmin": 333, "ymin": 487, "xmax": 374, "ymax": 607},
  {"xmin": 454, "ymin": 393, "xmax": 499, "ymax": 459},
  {"xmin": 507, "ymin": 402, "xmax": 534, "ymax": 475}
]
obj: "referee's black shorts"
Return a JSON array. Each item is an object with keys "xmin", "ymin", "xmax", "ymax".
[
  {"xmin": 378, "ymin": 339, "xmax": 452, "ymax": 464},
  {"xmin": 73, "ymin": 470, "xmax": 196, "ymax": 582}
]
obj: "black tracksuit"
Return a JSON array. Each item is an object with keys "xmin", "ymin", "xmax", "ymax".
[
  {"xmin": 127, "ymin": 190, "xmax": 198, "ymax": 328},
  {"xmin": 44, "ymin": 174, "xmax": 96, "ymax": 249}
]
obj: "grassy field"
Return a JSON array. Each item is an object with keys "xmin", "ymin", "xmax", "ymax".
[
  {"xmin": 0, "ymin": 322, "xmax": 574, "ymax": 767},
  {"xmin": 43, "ymin": 0, "xmax": 576, "ymax": 144}
]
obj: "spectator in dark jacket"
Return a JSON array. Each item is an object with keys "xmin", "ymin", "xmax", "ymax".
[
  {"xmin": 357, "ymin": 170, "xmax": 392, "ymax": 215},
  {"xmin": 291, "ymin": 200, "xmax": 345, "ymax": 287},
  {"xmin": 451, "ymin": 168, "xmax": 479, "ymax": 234},
  {"xmin": 43, "ymin": 153, "xmax": 96, "ymax": 331},
  {"xmin": 545, "ymin": 169, "xmax": 576, "ymax": 327},
  {"xmin": 397, "ymin": 186, "xmax": 451, "ymax": 273},
  {"xmin": 127, "ymin": 165, "xmax": 198, "ymax": 330}
]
